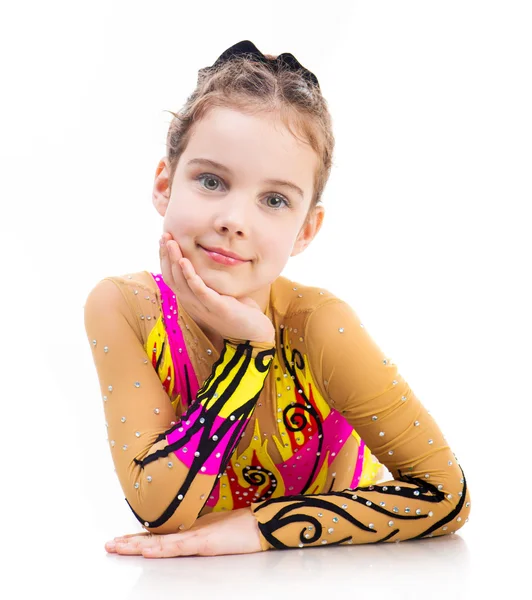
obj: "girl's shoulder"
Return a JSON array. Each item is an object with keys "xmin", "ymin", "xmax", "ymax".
[
  {"xmin": 84, "ymin": 271, "xmax": 164, "ymax": 338},
  {"xmin": 272, "ymin": 275, "xmax": 343, "ymax": 319},
  {"xmin": 99, "ymin": 270, "xmax": 160, "ymax": 296}
]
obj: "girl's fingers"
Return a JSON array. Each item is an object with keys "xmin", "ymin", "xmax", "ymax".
[
  {"xmin": 114, "ymin": 532, "xmax": 150, "ymax": 541},
  {"xmin": 159, "ymin": 235, "xmax": 224, "ymax": 315},
  {"xmin": 178, "ymin": 257, "xmax": 222, "ymax": 313}
]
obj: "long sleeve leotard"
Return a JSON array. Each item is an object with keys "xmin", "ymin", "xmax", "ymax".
[{"xmin": 84, "ymin": 270, "xmax": 471, "ymax": 549}]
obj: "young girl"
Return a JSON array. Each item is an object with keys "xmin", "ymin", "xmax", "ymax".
[{"xmin": 84, "ymin": 40, "xmax": 471, "ymax": 558}]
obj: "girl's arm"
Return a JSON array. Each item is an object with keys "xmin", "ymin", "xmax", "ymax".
[
  {"xmin": 84, "ymin": 278, "xmax": 275, "ymax": 535},
  {"xmin": 249, "ymin": 299, "xmax": 471, "ymax": 549}
]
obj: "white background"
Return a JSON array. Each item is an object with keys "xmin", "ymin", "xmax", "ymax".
[{"xmin": 1, "ymin": 1, "xmax": 530, "ymax": 598}]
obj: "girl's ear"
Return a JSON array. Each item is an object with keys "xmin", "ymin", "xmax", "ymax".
[
  {"xmin": 291, "ymin": 205, "xmax": 325, "ymax": 257},
  {"xmin": 152, "ymin": 157, "xmax": 171, "ymax": 217}
]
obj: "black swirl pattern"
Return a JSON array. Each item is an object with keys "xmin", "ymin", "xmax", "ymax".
[
  {"xmin": 243, "ymin": 465, "xmax": 278, "ymax": 502},
  {"xmin": 252, "ymin": 465, "xmax": 468, "ymax": 549}
]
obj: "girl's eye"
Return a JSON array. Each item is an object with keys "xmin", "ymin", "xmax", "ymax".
[{"xmin": 195, "ymin": 173, "xmax": 291, "ymax": 210}]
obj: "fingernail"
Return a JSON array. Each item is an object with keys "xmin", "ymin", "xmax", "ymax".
[{"xmin": 106, "ymin": 541, "xmax": 116, "ymax": 550}]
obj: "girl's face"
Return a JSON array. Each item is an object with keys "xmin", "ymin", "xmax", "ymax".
[{"xmin": 153, "ymin": 106, "xmax": 324, "ymax": 309}]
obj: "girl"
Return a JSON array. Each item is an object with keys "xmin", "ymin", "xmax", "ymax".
[{"xmin": 84, "ymin": 40, "xmax": 471, "ymax": 558}]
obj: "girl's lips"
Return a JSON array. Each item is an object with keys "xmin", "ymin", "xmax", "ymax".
[{"xmin": 199, "ymin": 245, "xmax": 249, "ymax": 266}]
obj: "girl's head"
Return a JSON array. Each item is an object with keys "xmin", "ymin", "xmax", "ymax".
[{"xmin": 152, "ymin": 44, "xmax": 335, "ymax": 307}]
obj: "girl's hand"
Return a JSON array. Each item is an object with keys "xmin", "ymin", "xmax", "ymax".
[
  {"xmin": 104, "ymin": 507, "xmax": 263, "ymax": 557},
  {"xmin": 159, "ymin": 232, "xmax": 275, "ymax": 344}
]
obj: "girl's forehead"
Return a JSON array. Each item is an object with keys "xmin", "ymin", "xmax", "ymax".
[{"xmin": 185, "ymin": 107, "xmax": 317, "ymax": 174}]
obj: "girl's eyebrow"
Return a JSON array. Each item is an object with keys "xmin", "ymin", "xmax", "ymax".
[{"xmin": 186, "ymin": 157, "xmax": 304, "ymax": 199}]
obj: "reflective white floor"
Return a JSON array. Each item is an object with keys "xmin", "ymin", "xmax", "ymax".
[{"xmin": 7, "ymin": 468, "xmax": 525, "ymax": 600}]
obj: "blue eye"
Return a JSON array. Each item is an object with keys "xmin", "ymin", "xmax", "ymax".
[{"xmin": 195, "ymin": 173, "xmax": 291, "ymax": 210}]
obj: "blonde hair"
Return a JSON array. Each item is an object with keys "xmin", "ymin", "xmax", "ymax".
[{"xmin": 165, "ymin": 53, "xmax": 335, "ymax": 223}]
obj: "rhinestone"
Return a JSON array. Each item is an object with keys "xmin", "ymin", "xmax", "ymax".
[
  {"xmin": 405, "ymin": 508, "xmax": 411, "ymax": 513},
  {"xmin": 428, "ymin": 439, "xmax": 433, "ymax": 444},
  {"xmin": 447, "ymin": 494, "xmax": 453, "ymax": 500},
  {"xmin": 110, "ymin": 440, "xmax": 115, "ymax": 447},
  {"xmin": 457, "ymin": 517, "xmax": 462, "ymax": 522},
  {"xmin": 328, "ymin": 528, "xmax": 334, "ymax": 534},
  {"xmin": 199, "ymin": 418, "xmax": 205, "ymax": 424},
  {"xmin": 321, "ymin": 540, "xmax": 328, "ymax": 544},
  {"xmin": 207, "ymin": 349, "xmax": 212, "ymax": 355},
  {"xmin": 393, "ymin": 507, "xmax": 399, "ymax": 512},
  {"xmin": 369, "ymin": 523, "xmax": 374, "ymax": 528},
  {"xmin": 372, "ymin": 415, "xmax": 378, "ymax": 421},
  {"xmin": 392, "ymin": 380, "xmax": 398, "ymax": 385},
  {"xmin": 388, "ymin": 450, "xmax": 394, "ymax": 455},
  {"xmin": 201, "ymin": 467, "xmax": 206, "ymax": 472},
  {"xmin": 382, "ymin": 486, "xmax": 388, "ymax": 491},
  {"xmin": 194, "ymin": 451, "xmax": 200, "ymax": 457},
  {"xmin": 448, "ymin": 461, "xmax": 453, "ymax": 466},
  {"xmin": 212, "ymin": 435, "xmax": 218, "ymax": 441},
  {"xmin": 352, "ymin": 495, "xmax": 358, "ymax": 500},
  {"xmin": 304, "ymin": 533, "xmax": 311, "ymax": 539},
  {"xmin": 401, "ymin": 395, "xmax": 407, "ymax": 401},
  {"xmin": 388, "ymin": 521, "xmax": 394, "ymax": 527},
  {"xmin": 414, "ymin": 421, "xmax": 419, "ymax": 426},
  {"xmin": 438, "ymin": 484, "xmax": 443, "ymax": 490},
  {"xmin": 104, "ymin": 346, "xmax": 109, "ymax": 353},
  {"xmin": 108, "ymin": 385, "xmax": 113, "ymax": 392},
  {"xmin": 216, "ymin": 452, "xmax": 221, "ymax": 458},
  {"xmin": 380, "ymin": 502, "xmax": 386, "ymax": 506},
  {"xmin": 379, "ymin": 431, "xmax": 385, "ymax": 437},
  {"xmin": 144, "ymin": 522, "xmax": 149, "ymax": 527},
  {"xmin": 121, "ymin": 416, "xmax": 126, "ymax": 423},
  {"xmin": 333, "ymin": 517, "xmax": 339, "ymax": 523},
  {"xmin": 342, "ymin": 504, "xmax": 347, "ymax": 509},
  {"xmin": 147, "ymin": 476, "xmax": 152, "ymax": 482},
  {"xmin": 168, "ymin": 462, "xmax": 173, "ymax": 468},
  {"xmin": 366, "ymin": 501, "xmax": 372, "ymax": 506},
  {"xmin": 443, "ymin": 526, "xmax": 448, "ymax": 531},
  {"xmin": 135, "ymin": 431, "xmax": 140, "ymax": 437},
  {"xmin": 92, "ymin": 340, "xmax": 97, "ymax": 346},
  {"xmin": 395, "ymin": 486, "xmax": 400, "ymax": 491},
  {"xmin": 466, "ymin": 502, "xmax": 470, "ymax": 507},
  {"xmin": 428, "ymin": 511, "xmax": 433, "ymax": 517},
  {"xmin": 230, "ymin": 415, "xmax": 236, "ymax": 421},
  {"xmin": 179, "ymin": 524, "xmax": 185, "ymax": 530},
  {"xmin": 425, "ymin": 474, "xmax": 430, "ymax": 478},
  {"xmin": 416, "ymin": 509, "xmax": 421, "ymax": 515},
  {"xmin": 154, "ymin": 408, "xmax": 160, "ymax": 414},
  {"xmin": 339, "ymin": 328, "xmax": 344, "ymax": 333},
  {"xmin": 103, "ymin": 396, "xmax": 107, "ymax": 402},
  {"xmin": 134, "ymin": 483, "xmax": 139, "ymax": 489},
  {"xmin": 183, "ymin": 447, "xmax": 188, "ymax": 453},
  {"xmin": 178, "ymin": 494, "xmax": 183, "ymax": 500},
  {"xmin": 122, "ymin": 445, "xmax": 127, "ymax": 450},
  {"xmin": 414, "ymin": 490, "xmax": 420, "ymax": 496},
  {"xmin": 317, "ymin": 513, "xmax": 323, "ymax": 517}
]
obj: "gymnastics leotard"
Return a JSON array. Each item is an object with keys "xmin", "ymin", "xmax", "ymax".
[{"xmin": 83, "ymin": 270, "xmax": 471, "ymax": 550}]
